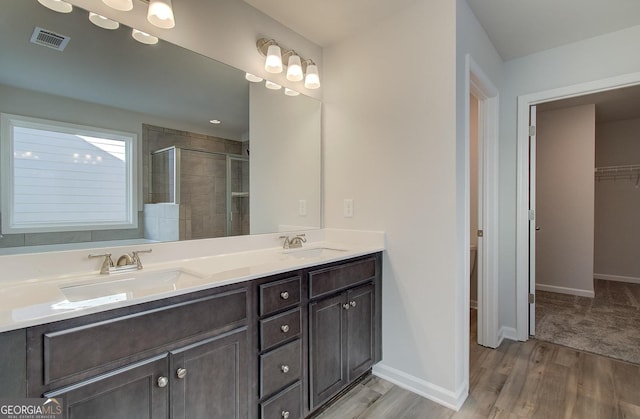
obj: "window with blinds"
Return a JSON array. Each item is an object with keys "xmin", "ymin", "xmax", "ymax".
[{"xmin": 1, "ymin": 114, "xmax": 137, "ymax": 234}]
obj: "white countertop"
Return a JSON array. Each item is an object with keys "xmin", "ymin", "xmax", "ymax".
[{"xmin": 0, "ymin": 229, "xmax": 384, "ymax": 333}]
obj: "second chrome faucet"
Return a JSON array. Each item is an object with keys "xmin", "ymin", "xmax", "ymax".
[{"xmin": 279, "ymin": 234, "xmax": 307, "ymax": 249}]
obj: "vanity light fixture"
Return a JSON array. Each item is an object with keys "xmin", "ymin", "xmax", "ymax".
[
  {"xmin": 102, "ymin": 0, "xmax": 133, "ymax": 12},
  {"xmin": 37, "ymin": 0, "xmax": 73, "ymax": 13},
  {"xmin": 147, "ymin": 0, "xmax": 176, "ymax": 29},
  {"xmin": 265, "ymin": 80, "xmax": 282, "ymax": 90},
  {"xmin": 256, "ymin": 37, "xmax": 320, "ymax": 89},
  {"xmin": 245, "ymin": 73, "xmax": 263, "ymax": 83},
  {"xmin": 89, "ymin": 12, "xmax": 120, "ymax": 30},
  {"xmin": 131, "ymin": 28, "xmax": 158, "ymax": 45},
  {"xmin": 284, "ymin": 88, "xmax": 300, "ymax": 97}
]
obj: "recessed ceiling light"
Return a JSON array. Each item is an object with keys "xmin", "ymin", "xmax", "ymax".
[
  {"xmin": 131, "ymin": 29, "xmax": 158, "ymax": 45},
  {"xmin": 89, "ymin": 12, "xmax": 120, "ymax": 30},
  {"xmin": 265, "ymin": 80, "xmax": 282, "ymax": 90},
  {"xmin": 209, "ymin": 119, "xmax": 221, "ymax": 125},
  {"xmin": 284, "ymin": 88, "xmax": 300, "ymax": 97},
  {"xmin": 245, "ymin": 73, "xmax": 263, "ymax": 83}
]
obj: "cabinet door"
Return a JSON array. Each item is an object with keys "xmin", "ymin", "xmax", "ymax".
[
  {"xmin": 346, "ymin": 284, "xmax": 375, "ymax": 380},
  {"xmin": 44, "ymin": 355, "xmax": 169, "ymax": 419},
  {"xmin": 170, "ymin": 327, "xmax": 248, "ymax": 419},
  {"xmin": 309, "ymin": 293, "xmax": 347, "ymax": 408}
]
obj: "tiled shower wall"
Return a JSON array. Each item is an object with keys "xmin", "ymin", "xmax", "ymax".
[{"xmin": 143, "ymin": 124, "xmax": 249, "ymax": 240}]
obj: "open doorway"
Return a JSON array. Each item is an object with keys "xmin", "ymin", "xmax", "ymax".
[{"xmin": 516, "ymin": 72, "xmax": 640, "ymax": 348}]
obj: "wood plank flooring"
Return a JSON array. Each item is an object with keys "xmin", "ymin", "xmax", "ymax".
[{"xmin": 313, "ymin": 310, "xmax": 640, "ymax": 419}]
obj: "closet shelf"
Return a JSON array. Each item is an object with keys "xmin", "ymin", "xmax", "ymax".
[{"xmin": 594, "ymin": 164, "xmax": 640, "ymax": 174}]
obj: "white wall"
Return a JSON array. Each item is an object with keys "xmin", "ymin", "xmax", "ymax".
[
  {"xmin": 249, "ymin": 84, "xmax": 321, "ymax": 233},
  {"xmin": 67, "ymin": 0, "xmax": 323, "ymax": 100},
  {"xmin": 469, "ymin": 95, "xmax": 478, "ymax": 304},
  {"xmin": 499, "ymin": 25, "xmax": 640, "ymax": 329},
  {"xmin": 594, "ymin": 118, "xmax": 640, "ymax": 280},
  {"xmin": 536, "ymin": 105, "xmax": 595, "ymax": 296}
]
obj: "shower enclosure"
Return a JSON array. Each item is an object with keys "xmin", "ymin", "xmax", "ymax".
[{"xmin": 148, "ymin": 146, "xmax": 249, "ymax": 241}]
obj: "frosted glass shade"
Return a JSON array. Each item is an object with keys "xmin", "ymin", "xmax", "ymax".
[
  {"xmin": 245, "ymin": 73, "xmax": 263, "ymax": 83},
  {"xmin": 37, "ymin": 0, "xmax": 73, "ymax": 13},
  {"xmin": 102, "ymin": 0, "xmax": 133, "ymax": 12},
  {"xmin": 148, "ymin": 0, "xmax": 176, "ymax": 29},
  {"xmin": 132, "ymin": 29, "xmax": 158, "ymax": 45},
  {"xmin": 284, "ymin": 88, "xmax": 300, "ymax": 97},
  {"xmin": 265, "ymin": 44, "xmax": 283, "ymax": 74},
  {"xmin": 265, "ymin": 81, "xmax": 282, "ymax": 90},
  {"xmin": 286, "ymin": 55, "xmax": 303, "ymax": 82},
  {"xmin": 89, "ymin": 13, "xmax": 120, "ymax": 30},
  {"xmin": 304, "ymin": 63, "xmax": 320, "ymax": 89}
]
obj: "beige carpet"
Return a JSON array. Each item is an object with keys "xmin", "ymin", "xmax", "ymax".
[{"xmin": 535, "ymin": 279, "xmax": 640, "ymax": 364}]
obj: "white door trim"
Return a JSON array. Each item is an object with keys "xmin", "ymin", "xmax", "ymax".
[
  {"xmin": 466, "ymin": 54, "xmax": 500, "ymax": 348},
  {"xmin": 515, "ymin": 71, "xmax": 640, "ymax": 341}
]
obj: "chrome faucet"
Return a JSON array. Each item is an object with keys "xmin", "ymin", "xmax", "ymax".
[
  {"xmin": 279, "ymin": 234, "xmax": 306, "ymax": 249},
  {"xmin": 89, "ymin": 249, "xmax": 152, "ymax": 274}
]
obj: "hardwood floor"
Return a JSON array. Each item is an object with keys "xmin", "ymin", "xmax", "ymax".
[{"xmin": 313, "ymin": 310, "xmax": 640, "ymax": 419}]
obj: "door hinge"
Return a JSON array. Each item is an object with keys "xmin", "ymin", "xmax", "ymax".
[
  {"xmin": 528, "ymin": 210, "xmax": 535, "ymax": 221},
  {"xmin": 477, "ymin": 230, "xmax": 483, "ymax": 237},
  {"xmin": 529, "ymin": 125, "xmax": 536, "ymax": 136},
  {"xmin": 529, "ymin": 293, "xmax": 535, "ymax": 304}
]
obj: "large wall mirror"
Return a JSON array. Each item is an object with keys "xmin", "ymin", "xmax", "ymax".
[{"xmin": 0, "ymin": 0, "xmax": 321, "ymax": 255}]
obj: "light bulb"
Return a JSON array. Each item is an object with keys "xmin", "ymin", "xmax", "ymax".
[
  {"xmin": 148, "ymin": 0, "xmax": 176, "ymax": 29},
  {"xmin": 245, "ymin": 73, "xmax": 263, "ymax": 83},
  {"xmin": 265, "ymin": 44, "xmax": 283, "ymax": 74},
  {"xmin": 132, "ymin": 29, "xmax": 159, "ymax": 45},
  {"xmin": 265, "ymin": 81, "xmax": 282, "ymax": 90},
  {"xmin": 89, "ymin": 12, "xmax": 120, "ymax": 30},
  {"xmin": 286, "ymin": 54, "xmax": 303, "ymax": 82},
  {"xmin": 304, "ymin": 63, "xmax": 320, "ymax": 89},
  {"xmin": 37, "ymin": 0, "xmax": 73, "ymax": 13},
  {"xmin": 102, "ymin": 0, "xmax": 133, "ymax": 12}
]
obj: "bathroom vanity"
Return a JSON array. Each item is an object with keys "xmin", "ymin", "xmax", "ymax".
[{"xmin": 0, "ymin": 246, "xmax": 382, "ymax": 419}]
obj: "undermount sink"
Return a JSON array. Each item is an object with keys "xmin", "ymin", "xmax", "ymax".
[
  {"xmin": 57, "ymin": 268, "xmax": 203, "ymax": 308},
  {"xmin": 283, "ymin": 247, "xmax": 348, "ymax": 259}
]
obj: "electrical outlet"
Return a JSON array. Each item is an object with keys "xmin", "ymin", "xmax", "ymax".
[
  {"xmin": 298, "ymin": 199, "xmax": 307, "ymax": 216},
  {"xmin": 343, "ymin": 199, "xmax": 354, "ymax": 218}
]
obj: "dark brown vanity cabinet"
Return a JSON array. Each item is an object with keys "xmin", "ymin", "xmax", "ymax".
[
  {"xmin": 27, "ymin": 285, "xmax": 250, "ymax": 419},
  {"xmin": 308, "ymin": 257, "xmax": 381, "ymax": 409}
]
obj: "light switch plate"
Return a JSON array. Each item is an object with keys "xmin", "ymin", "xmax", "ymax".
[
  {"xmin": 343, "ymin": 199, "xmax": 354, "ymax": 218},
  {"xmin": 298, "ymin": 199, "xmax": 307, "ymax": 216}
]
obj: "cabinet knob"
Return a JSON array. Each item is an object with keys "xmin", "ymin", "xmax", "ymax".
[
  {"xmin": 282, "ymin": 411, "xmax": 290, "ymax": 419},
  {"xmin": 176, "ymin": 368, "xmax": 187, "ymax": 379},
  {"xmin": 280, "ymin": 365, "xmax": 289, "ymax": 373},
  {"xmin": 343, "ymin": 303, "xmax": 350, "ymax": 310},
  {"xmin": 281, "ymin": 324, "xmax": 290, "ymax": 333},
  {"xmin": 350, "ymin": 300, "xmax": 357, "ymax": 307},
  {"xmin": 280, "ymin": 291, "xmax": 290, "ymax": 300},
  {"xmin": 157, "ymin": 376, "xmax": 169, "ymax": 388}
]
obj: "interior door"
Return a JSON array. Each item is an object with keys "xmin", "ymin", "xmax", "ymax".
[{"xmin": 528, "ymin": 105, "xmax": 537, "ymax": 335}]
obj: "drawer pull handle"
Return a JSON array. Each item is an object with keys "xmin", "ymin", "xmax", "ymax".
[
  {"xmin": 282, "ymin": 411, "xmax": 290, "ymax": 419},
  {"xmin": 176, "ymin": 368, "xmax": 187, "ymax": 379},
  {"xmin": 280, "ymin": 291, "xmax": 290, "ymax": 300},
  {"xmin": 350, "ymin": 300, "xmax": 357, "ymax": 307},
  {"xmin": 280, "ymin": 365, "xmax": 290, "ymax": 373},
  {"xmin": 157, "ymin": 376, "xmax": 169, "ymax": 388},
  {"xmin": 281, "ymin": 324, "xmax": 290, "ymax": 333},
  {"xmin": 343, "ymin": 303, "xmax": 350, "ymax": 310}
]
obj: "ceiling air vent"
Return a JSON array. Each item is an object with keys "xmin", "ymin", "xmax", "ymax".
[{"xmin": 30, "ymin": 27, "xmax": 70, "ymax": 51}]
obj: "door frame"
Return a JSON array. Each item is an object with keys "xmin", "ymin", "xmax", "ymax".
[
  {"xmin": 465, "ymin": 54, "xmax": 500, "ymax": 348},
  {"xmin": 515, "ymin": 71, "xmax": 640, "ymax": 340}
]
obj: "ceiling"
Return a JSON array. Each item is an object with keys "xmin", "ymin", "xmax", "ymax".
[{"xmin": 245, "ymin": 0, "xmax": 640, "ymax": 60}]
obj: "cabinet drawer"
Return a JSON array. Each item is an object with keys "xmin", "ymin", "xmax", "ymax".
[
  {"xmin": 309, "ymin": 257, "xmax": 376, "ymax": 299},
  {"xmin": 260, "ymin": 308, "xmax": 301, "ymax": 352},
  {"xmin": 39, "ymin": 289, "xmax": 247, "ymax": 386},
  {"xmin": 260, "ymin": 276, "xmax": 301, "ymax": 316},
  {"xmin": 260, "ymin": 339, "xmax": 301, "ymax": 398},
  {"xmin": 260, "ymin": 381, "xmax": 302, "ymax": 419}
]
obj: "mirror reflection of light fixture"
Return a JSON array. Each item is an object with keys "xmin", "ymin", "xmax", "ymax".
[
  {"xmin": 304, "ymin": 60, "xmax": 320, "ymax": 90},
  {"xmin": 286, "ymin": 53, "xmax": 303, "ymax": 82},
  {"xmin": 132, "ymin": 28, "xmax": 158, "ymax": 45},
  {"xmin": 284, "ymin": 88, "xmax": 300, "ymax": 97},
  {"xmin": 102, "ymin": 0, "xmax": 133, "ymax": 12},
  {"xmin": 89, "ymin": 12, "xmax": 120, "ymax": 30},
  {"xmin": 265, "ymin": 80, "xmax": 282, "ymax": 90},
  {"xmin": 37, "ymin": 0, "xmax": 73, "ymax": 13},
  {"xmin": 245, "ymin": 73, "xmax": 263, "ymax": 83},
  {"xmin": 256, "ymin": 38, "xmax": 320, "ymax": 89},
  {"xmin": 147, "ymin": 0, "xmax": 176, "ymax": 29}
]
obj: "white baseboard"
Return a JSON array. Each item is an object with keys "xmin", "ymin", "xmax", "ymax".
[
  {"xmin": 372, "ymin": 363, "xmax": 468, "ymax": 411},
  {"xmin": 470, "ymin": 299, "xmax": 478, "ymax": 309},
  {"xmin": 535, "ymin": 283, "xmax": 594, "ymax": 298},
  {"xmin": 497, "ymin": 326, "xmax": 518, "ymax": 345},
  {"xmin": 594, "ymin": 273, "xmax": 640, "ymax": 285}
]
